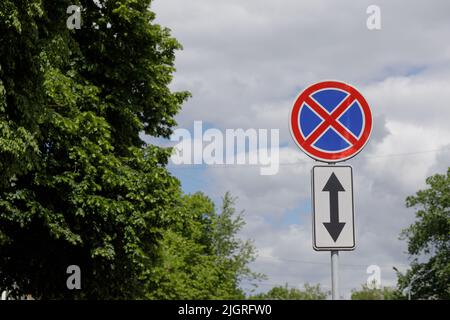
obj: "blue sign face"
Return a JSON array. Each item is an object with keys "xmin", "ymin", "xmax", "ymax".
[{"xmin": 299, "ymin": 88, "xmax": 364, "ymax": 153}]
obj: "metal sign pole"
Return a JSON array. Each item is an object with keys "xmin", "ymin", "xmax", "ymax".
[
  {"xmin": 331, "ymin": 250, "xmax": 339, "ymax": 300},
  {"xmin": 328, "ymin": 162, "xmax": 339, "ymax": 300}
]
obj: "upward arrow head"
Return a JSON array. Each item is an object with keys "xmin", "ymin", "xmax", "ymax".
[{"xmin": 322, "ymin": 172, "xmax": 345, "ymax": 192}]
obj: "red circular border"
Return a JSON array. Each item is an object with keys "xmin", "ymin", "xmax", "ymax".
[{"xmin": 290, "ymin": 81, "xmax": 373, "ymax": 162}]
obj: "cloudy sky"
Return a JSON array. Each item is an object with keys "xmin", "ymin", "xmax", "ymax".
[{"xmin": 149, "ymin": 0, "xmax": 450, "ymax": 298}]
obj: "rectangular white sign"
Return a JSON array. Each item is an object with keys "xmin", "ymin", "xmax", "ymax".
[{"xmin": 312, "ymin": 165, "xmax": 355, "ymax": 251}]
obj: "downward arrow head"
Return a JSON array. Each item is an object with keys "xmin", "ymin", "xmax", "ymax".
[
  {"xmin": 323, "ymin": 222, "xmax": 346, "ymax": 242},
  {"xmin": 322, "ymin": 172, "xmax": 345, "ymax": 192}
]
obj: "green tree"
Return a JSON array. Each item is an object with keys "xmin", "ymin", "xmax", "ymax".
[
  {"xmin": 249, "ymin": 284, "xmax": 328, "ymax": 300},
  {"xmin": 0, "ymin": 0, "xmax": 188, "ymax": 299},
  {"xmin": 146, "ymin": 192, "xmax": 263, "ymax": 299},
  {"xmin": 351, "ymin": 284, "xmax": 401, "ymax": 300},
  {"xmin": 397, "ymin": 168, "xmax": 450, "ymax": 300}
]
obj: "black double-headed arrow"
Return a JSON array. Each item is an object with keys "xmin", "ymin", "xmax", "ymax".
[{"xmin": 322, "ymin": 172, "xmax": 346, "ymax": 242}]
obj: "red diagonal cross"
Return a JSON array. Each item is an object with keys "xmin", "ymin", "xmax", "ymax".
[{"xmin": 304, "ymin": 94, "xmax": 358, "ymax": 146}]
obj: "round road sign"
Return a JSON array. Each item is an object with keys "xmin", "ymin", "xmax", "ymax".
[{"xmin": 290, "ymin": 80, "xmax": 373, "ymax": 162}]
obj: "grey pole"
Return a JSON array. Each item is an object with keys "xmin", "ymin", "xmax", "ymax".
[
  {"xmin": 327, "ymin": 162, "xmax": 340, "ymax": 300},
  {"xmin": 331, "ymin": 250, "xmax": 339, "ymax": 300}
]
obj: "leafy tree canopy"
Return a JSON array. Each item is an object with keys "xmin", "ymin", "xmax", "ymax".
[
  {"xmin": 0, "ymin": 0, "xmax": 188, "ymax": 299},
  {"xmin": 351, "ymin": 284, "xmax": 401, "ymax": 300},
  {"xmin": 249, "ymin": 284, "xmax": 328, "ymax": 300},
  {"xmin": 397, "ymin": 168, "xmax": 450, "ymax": 300},
  {"xmin": 146, "ymin": 192, "xmax": 263, "ymax": 299}
]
